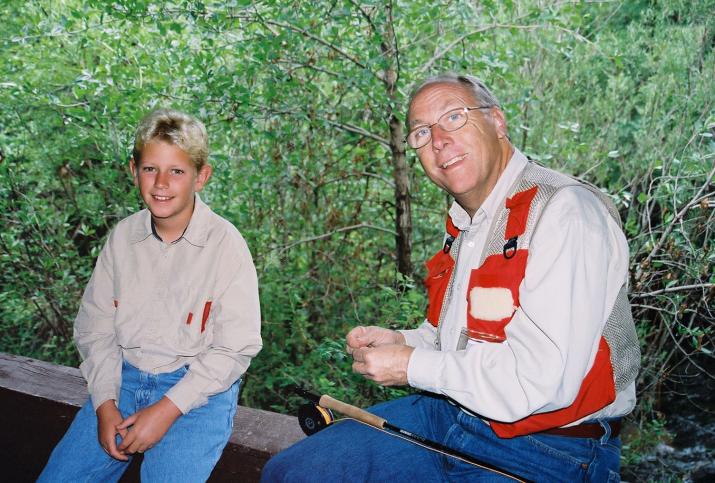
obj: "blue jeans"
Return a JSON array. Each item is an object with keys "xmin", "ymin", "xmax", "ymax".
[
  {"xmin": 38, "ymin": 361, "xmax": 240, "ymax": 483},
  {"xmin": 261, "ymin": 394, "xmax": 621, "ymax": 482}
]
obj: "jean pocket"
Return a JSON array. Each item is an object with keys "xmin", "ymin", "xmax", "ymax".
[{"xmin": 525, "ymin": 433, "xmax": 592, "ymax": 467}]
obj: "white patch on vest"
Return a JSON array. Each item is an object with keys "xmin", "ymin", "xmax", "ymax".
[{"xmin": 469, "ymin": 287, "xmax": 516, "ymax": 321}]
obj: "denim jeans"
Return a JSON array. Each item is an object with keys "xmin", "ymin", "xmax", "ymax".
[
  {"xmin": 261, "ymin": 393, "xmax": 621, "ymax": 482},
  {"xmin": 38, "ymin": 361, "xmax": 240, "ymax": 483}
]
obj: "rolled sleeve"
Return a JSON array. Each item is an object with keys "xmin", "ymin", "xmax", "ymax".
[{"xmin": 399, "ymin": 320, "xmax": 438, "ymax": 350}]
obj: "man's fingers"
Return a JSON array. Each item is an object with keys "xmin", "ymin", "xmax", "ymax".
[
  {"xmin": 351, "ymin": 347, "xmax": 368, "ymax": 363},
  {"xmin": 346, "ymin": 326, "xmax": 368, "ymax": 349}
]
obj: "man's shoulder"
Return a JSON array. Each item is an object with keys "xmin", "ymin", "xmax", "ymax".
[{"xmin": 521, "ymin": 162, "xmax": 619, "ymax": 223}]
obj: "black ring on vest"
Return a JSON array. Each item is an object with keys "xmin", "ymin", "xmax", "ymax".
[
  {"xmin": 503, "ymin": 236, "xmax": 518, "ymax": 259},
  {"xmin": 443, "ymin": 235, "xmax": 455, "ymax": 254}
]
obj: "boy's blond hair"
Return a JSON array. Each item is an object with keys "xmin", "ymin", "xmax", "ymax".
[{"xmin": 132, "ymin": 108, "xmax": 209, "ymax": 169}]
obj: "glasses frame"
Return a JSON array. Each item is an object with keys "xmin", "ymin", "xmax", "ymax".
[{"xmin": 406, "ymin": 105, "xmax": 494, "ymax": 149}]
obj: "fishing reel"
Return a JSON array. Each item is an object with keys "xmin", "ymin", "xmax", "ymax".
[
  {"xmin": 294, "ymin": 385, "xmax": 335, "ymax": 436},
  {"xmin": 297, "ymin": 402, "xmax": 335, "ymax": 435}
]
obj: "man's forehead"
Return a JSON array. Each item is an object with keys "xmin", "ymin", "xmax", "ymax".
[{"xmin": 408, "ymin": 83, "xmax": 475, "ymax": 126}]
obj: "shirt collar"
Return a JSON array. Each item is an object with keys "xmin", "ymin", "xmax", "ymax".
[
  {"xmin": 448, "ymin": 148, "xmax": 529, "ymax": 230},
  {"xmin": 129, "ymin": 194, "xmax": 210, "ymax": 247},
  {"xmin": 181, "ymin": 194, "xmax": 210, "ymax": 247}
]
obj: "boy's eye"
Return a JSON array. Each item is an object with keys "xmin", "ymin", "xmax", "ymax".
[
  {"xmin": 171, "ymin": 169, "xmax": 185, "ymax": 175},
  {"xmin": 142, "ymin": 166, "xmax": 156, "ymax": 173}
]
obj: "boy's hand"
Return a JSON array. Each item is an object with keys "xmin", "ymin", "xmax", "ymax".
[
  {"xmin": 96, "ymin": 400, "xmax": 129, "ymax": 461},
  {"xmin": 346, "ymin": 326, "xmax": 406, "ymax": 354},
  {"xmin": 117, "ymin": 397, "xmax": 182, "ymax": 454}
]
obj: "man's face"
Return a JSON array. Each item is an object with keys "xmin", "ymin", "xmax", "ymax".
[
  {"xmin": 408, "ymin": 82, "xmax": 510, "ymax": 213},
  {"xmin": 130, "ymin": 141, "xmax": 210, "ymax": 228}
]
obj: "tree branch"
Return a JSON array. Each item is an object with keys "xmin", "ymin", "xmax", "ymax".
[
  {"xmin": 274, "ymin": 223, "xmax": 398, "ymax": 254},
  {"xmin": 636, "ymin": 162, "xmax": 715, "ymax": 282},
  {"xmin": 631, "ymin": 283, "xmax": 715, "ymax": 299},
  {"xmin": 321, "ymin": 118, "xmax": 390, "ymax": 147}
]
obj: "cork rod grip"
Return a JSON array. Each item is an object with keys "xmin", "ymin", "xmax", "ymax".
[{"xmin": 319, "ymin": 395, "xmax": 387, "ymax": 428}]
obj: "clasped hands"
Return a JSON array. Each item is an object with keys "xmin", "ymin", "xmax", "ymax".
[
  {"xmin": 96, "ymin": 397, "xmax": 182, "ymax": 461},
  {"xmin": 346, "ymin": 325, "xmax": 414, "ymax": 386}
]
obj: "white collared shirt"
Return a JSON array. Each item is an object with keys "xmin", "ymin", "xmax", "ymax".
[{"xmin": 402, "ymin": 149, "xmax": 635, "ymax": 424}]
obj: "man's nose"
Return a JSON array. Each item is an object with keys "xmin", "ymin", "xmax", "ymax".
[{"xmin": 430, "ymin": 124, "xmax": 450, "ymax": 150}]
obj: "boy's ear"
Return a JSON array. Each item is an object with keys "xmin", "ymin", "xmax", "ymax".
[
  {"xmin": 194, "ymin": 164, "xmax": 212, "ymax": 192},
  {"xmin": 129, "ymin": 158, "xmax": 139, "ymax": 186}
]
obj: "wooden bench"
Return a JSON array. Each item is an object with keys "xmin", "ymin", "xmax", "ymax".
[{"xmin": 0, "ymin": 352, "xmax": 305, "ymax": 482}]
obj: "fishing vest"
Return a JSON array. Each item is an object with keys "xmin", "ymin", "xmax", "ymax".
[{"xmin": 423, "ymin": 162, "xmax": 640, "ymax": 438}]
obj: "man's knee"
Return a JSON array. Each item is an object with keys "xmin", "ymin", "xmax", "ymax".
[{"xmin": 260, "ymin": 451, "xmax": 294, "ymax": 483}]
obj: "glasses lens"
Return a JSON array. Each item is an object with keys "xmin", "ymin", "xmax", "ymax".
[
  {"xmin": 439, "ymin": 108, "xmax": 468, "ymax": 132},
  {"xmin": 407, "ymin": 126, "xmax": 431, "ymax": 148}
]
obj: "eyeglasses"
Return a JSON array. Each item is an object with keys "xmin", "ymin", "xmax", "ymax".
[{"xmin": 406, "ymin": 106, "xmax": 493, "ymax": 149}]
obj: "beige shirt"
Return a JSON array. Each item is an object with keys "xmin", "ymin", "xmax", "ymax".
[{"xmin": 74, "ymin": 195, "xmax": 262, "ymax": 414}]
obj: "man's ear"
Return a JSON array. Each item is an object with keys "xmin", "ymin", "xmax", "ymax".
[
  {"xmin": 129, "ymin": 158, "xmax": 139, "ymax": 186},
  {"xmin": 194, "ymin": 164, "xmax": 213, "ymax": 192},
  {"xmin": 491, "ymin": 108, "xmax": 509, "ymax": 139}
]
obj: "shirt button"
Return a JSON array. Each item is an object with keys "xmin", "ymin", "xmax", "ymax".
[
  {"xmin": 467, "ymin": 241, "xmax": 475, "ymax": 247},
  {"xmin": 136, "ymin": 350, "xmax": 143, "ymax": 358}
]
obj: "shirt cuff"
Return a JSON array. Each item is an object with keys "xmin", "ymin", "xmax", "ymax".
[
  {"xmin": 400, "ymin": 329, "xmax": 425, "ymax": 348},
  {"xmin": 89, "ymin": 388, "xmax": 119, "ymax": 411},
  {"xmin": 406, "ymin": 347, "xmax": 446, "ymax": 392},
  {"xmin": 164, "ymin": 380, "xmax": 208, "ymax": 414}
]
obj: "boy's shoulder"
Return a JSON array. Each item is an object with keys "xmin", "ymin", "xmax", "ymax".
[
  {"xmin": 188, "ymin": 196, "xmax": 249, "ymax": 250},
  {"xmin": 108, "ymin": 208, "xmax": 152, "ymax": 243}
]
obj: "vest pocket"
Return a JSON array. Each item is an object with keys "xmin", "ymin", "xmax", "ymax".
[{"xmin": 424, "ymin": 250, "xmax": 455, "ymax": 327}]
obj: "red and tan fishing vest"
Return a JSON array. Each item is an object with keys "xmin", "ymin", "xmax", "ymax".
[{"xmin": 423, "ymin": 162, "xmax": 640, "ymax": 438}]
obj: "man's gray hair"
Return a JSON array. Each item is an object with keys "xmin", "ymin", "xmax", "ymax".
[
  {"xmin": 132, "ymin": 108, "xmax": 209, "ymax": 169},
  {"xmin": 408, "ymin": 73, "xmax": 501, "ymax": 111}
]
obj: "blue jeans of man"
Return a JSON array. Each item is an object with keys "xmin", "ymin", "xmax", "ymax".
[
  {"xmin": 38, "ymin": 360, "xmax": 240, "ymax": 483},
  {"xmin": 261, "ymin": 393, "xmax": 621, "ymax": 482}
]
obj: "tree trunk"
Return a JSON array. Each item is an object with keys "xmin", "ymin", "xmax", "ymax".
[{"xmin": 381, "ymin": 6, "xmax": 413, "ymax": 279}]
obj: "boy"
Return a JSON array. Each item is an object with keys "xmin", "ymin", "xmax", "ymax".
[{"xmin": 39, "ymin": 109, "xmax": 262, "ymax": 482}]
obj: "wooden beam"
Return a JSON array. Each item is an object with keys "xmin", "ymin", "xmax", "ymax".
[{"xmin": 0, "ymin": 352, "xmax": 305, "ymax": 482}]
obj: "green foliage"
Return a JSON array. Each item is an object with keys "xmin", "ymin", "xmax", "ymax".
[{"xmin": 1, "ymin": 0, "xmax": 713, "ymax": 472}]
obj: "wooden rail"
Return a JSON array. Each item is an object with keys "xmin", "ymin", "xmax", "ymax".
[{"xmin": 0, "ymin": 352, "xmax": 305, "ymax": 482}]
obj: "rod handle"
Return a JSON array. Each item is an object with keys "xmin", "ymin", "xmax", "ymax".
[{"xmin": 318, "ymin": 395, "xmax": 386, "ymax": 429}]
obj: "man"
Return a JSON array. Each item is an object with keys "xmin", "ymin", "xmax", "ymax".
[{"xmin": 261, "ymin": 74, "xmax": 640, "ymax": 482}]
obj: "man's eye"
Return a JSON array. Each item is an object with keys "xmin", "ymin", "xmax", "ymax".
[
  {"xmin": 414, "ymin": 127, "xmax": 430, "ymax": 138},
  {"xmin": 447, "ymin": 112, "xmax": 464, "ymax": 122}
]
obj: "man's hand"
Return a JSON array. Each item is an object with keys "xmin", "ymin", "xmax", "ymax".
[
  {"xmin": 351, "ymin": 344, "xmax": 414, "ymax": 386},
  {"xmin": 96, "ymin": 400, "xmax": 128, "ymax": 461},
  {"xmin": 116, "ymin": 397, "xmax": 182, "ymax": 455},
  {"xmin": 346, "ymin": 326, "xmax": 406, "ymax": 354}
]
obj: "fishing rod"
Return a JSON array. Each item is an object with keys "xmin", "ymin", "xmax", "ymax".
[{"xmin": 293, "ymin": 387, "xmax": 532, "ymax": 483}]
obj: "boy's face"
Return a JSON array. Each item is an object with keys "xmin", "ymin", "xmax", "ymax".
[{"xmin": 129, "ymin": 141, "xmax": 211, "ymax": 228}]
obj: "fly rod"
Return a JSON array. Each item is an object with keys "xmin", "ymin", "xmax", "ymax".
[{"xmin": 294, "ymin": 387, "xmax": 532, "ymax": 483}]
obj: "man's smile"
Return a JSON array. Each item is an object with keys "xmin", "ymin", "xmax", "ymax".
[{"xmin": 440, "ymin": 153, "xmax": 467, "ymax": 169}]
